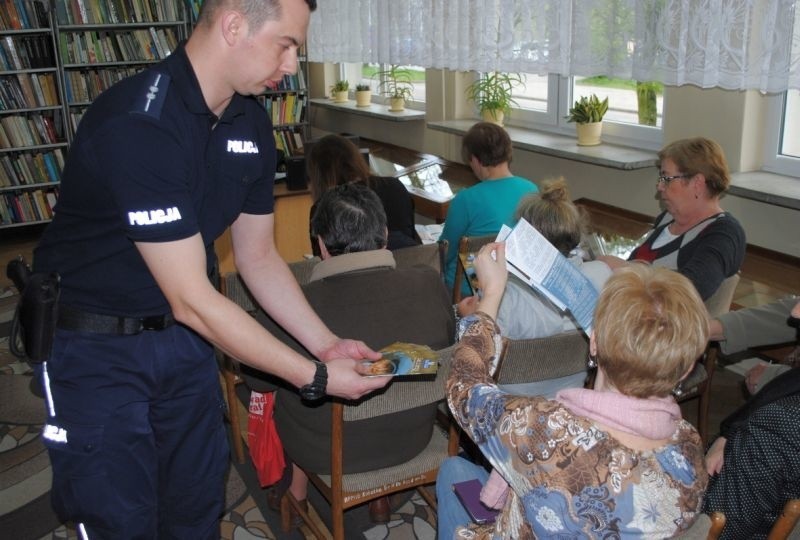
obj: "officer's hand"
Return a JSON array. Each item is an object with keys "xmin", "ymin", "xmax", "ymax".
[
  {"xmin": 318, "ymin": 338, "xmax": 381, "ymax": 363},
  {"xmin": 325, "ymin": 358, "xmax": 391, "ymax": 400}
]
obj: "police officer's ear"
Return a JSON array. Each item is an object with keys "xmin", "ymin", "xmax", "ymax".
[{"xmin": 220, "ymin": 10, "xmax": 246, "ymax": 46}]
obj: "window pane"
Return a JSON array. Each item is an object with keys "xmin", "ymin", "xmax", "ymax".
[
  {"xmin": 572, "ymin": 77, "xmax": 663, "ymax": 128},
  {"xmin": 780, "ymin": 89, "xmax": 800, "ymax": 158},
  {"xmin": 513, "ymin": 73, "xmax": 549, "ymax": 112},
  {"xmin": 360, "ymin": 63, "xmax": 426, "ymax": 103}
]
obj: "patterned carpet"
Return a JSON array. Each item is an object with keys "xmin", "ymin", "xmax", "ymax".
[{"xmin": 0, "ymin": 329, "xmax": 438, "ymax": 539}]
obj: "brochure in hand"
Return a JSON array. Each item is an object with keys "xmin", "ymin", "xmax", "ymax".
[
  {"xmin": 498, "ymin": 218, "xmax": 599, "ymax": 334},
  {"xmin": 363, "ymin": 342, "xmax": 439, "ymax": 377}
]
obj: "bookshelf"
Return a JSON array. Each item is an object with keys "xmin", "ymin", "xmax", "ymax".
[
  {"xmin": 261, "ymin": 50, "xmax": 310, "ymax": 158},
  {"xmin": 0, "ymin": 1, "xmax": 67, "ymax": 229},
  {"xmin": 54, "ymin": 0, "xmax": 189, "ymax": 137}
]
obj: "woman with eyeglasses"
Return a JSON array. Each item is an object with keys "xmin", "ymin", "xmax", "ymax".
[{"xmin": 599, "ymin": 137, "xmax": 745, "ymax": 300}]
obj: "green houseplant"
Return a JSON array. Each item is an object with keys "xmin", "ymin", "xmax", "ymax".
[
  {"xmin": 355, "ymin": 83, "xmax": 371, "ymax": 107},
  {"xmin": 464, "ymin": 72, "xmax": 523, "ymax": 125},
  {"xmin": 565, "ymin": 94, "xmax": 609, "ymax": 146},
  {"xmin": 330, "ymin": 79, "xmax": 349, "ymax": 103},
  {"xmin": 374, "ymin": 65, "xmax": 415, "ymax": 111}
]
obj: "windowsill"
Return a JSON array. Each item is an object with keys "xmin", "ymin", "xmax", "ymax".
[
  {"xmin": 729, "ymin": 171, "xmax": 800, "ymax": 211},
  {"xmin": 310, "ymin": 98, "xmax": 426, "ymax": 122},
  {"xmin": 427, "ymin": 119, "xmax": 656, "ymax": 171}
]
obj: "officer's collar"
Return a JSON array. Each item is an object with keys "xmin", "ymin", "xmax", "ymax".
[{"xmin": 167, "ymin": 41, "xmax": 246, "ymax": 123}]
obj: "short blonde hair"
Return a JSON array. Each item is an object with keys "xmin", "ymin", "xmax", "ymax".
[
  {"xmin": 594, "ymin": 265, "xmax": 709, "ymax": 398},
  {"xmin": 514, "ymin": 177, "xmax": 586, "ymax": 256}
]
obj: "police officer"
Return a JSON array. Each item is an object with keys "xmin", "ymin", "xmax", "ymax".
[{"xmin": 32, "ymin": 0, "xmax": 390, "ymax": 537}]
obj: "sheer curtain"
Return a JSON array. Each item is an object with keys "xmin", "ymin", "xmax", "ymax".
[{"xmin": 307, "ymin": 0, "xmax": 800, "ymax": 93}]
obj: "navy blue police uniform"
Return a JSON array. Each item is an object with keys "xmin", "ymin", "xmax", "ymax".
[{"xmin": 33, "ymin": 43, "xmax": 276, "ymax": 539}]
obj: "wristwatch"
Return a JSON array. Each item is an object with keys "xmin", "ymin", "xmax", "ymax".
[{"xmin": 299, "ymin": 361, "xmax": 328, "ymax": 401}]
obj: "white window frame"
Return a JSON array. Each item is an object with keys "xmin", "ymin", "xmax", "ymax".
[
  {"xmin": 339, "ymin": 62, "xmax": 426, "ymax": 111},
  {"xmin": 762, "ymin": 91, "xmax": 800, "ymax": 179},
  {"xmin": 504, "ymin": 74, "xmax": 664, "ymax": 151}
]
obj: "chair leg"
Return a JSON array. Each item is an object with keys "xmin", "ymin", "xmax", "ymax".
[
  {"xmin": 281, "ymin": 492, "xmax": 328, "ymax": 539},
  {"xmin": 223, "ymin": 358, "xmax": 245, "ymax": 464},
  {"xmin": 332, "ymin": 495, "xmax": 345, "ymax": 540}
]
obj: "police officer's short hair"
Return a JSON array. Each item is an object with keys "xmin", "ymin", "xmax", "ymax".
[
  {"xmin": 199, "ymin": 0, "xmax": 317, "ymax": 30},
  {"xmin": 311, "ymin": 184, "xmax": 387, "ymax": 256}
]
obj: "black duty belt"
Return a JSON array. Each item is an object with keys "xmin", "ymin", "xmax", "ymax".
[{"xmin": 57, "ymin": 305, "xmax": 175, "ymax": 335}]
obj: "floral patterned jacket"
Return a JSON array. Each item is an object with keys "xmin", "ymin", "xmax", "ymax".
[{"xmin": 447, "ymin": 313, "xmax": 707, "ymax": 539}]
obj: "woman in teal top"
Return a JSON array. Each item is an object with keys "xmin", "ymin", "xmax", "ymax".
[{"xmin": 440, "ymin": 122, "xmax": 539, "ymax": 296}]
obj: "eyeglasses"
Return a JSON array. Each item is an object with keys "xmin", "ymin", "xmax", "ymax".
[{"xmin": 656, "ymin": 173, "xmax": 693, "ymax": 186}]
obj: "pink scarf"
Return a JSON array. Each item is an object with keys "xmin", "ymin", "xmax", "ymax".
[{"xmin": 555, "ymin": 388, "xmax": 682, "ymax": 439}]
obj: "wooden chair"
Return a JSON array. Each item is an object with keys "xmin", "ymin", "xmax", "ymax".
[
  {"xmin": 281, "ymin": 345, "xmax": 460, "ymax": 540},
  {"xmin": 452, "ymin": 234, "xmax": 496, "ymax": 304},
  {"xmin": 217, "ymin": 258, "xmax": 320, "ymax": 463},
  {"xmin": 769, "ymin": 499, "xmax": 800, "ymax": 540},
  {"xmin": 673, "ymin": 512, "xmax": 726, "ymax": 539},
  {"xmin": 699, "ymin": 499, "xmax": 800, "ymax": 540},
  {"xmin": 677, "ymin": 273, "xmax": 741, "ymax": 447},
  {"xmin": 495, "ymin": 330, "xmax": 590, "ymax": 386}
]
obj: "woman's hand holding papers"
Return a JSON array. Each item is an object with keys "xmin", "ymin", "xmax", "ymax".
[{"xmin": 473, "ymin": 242, "xmax": 507, "ymax": 320}]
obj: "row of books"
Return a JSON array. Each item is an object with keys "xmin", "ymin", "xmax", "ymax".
[
  {"xmin": 273, "ymin": 71, "xmax": 306, "ymax": 92},
  {"xmin": 63, "ymin": 66, "xmax": 138, "ymax": 103},
  {"xmin": 186, "ymin": 0, "xmax": 202, "ymax": 23},
  {"xmin": 0, "ymin": 112, "xmax": 63, "ymax": 149},
  {"xmin": 68, "ymin": 109, "xmax": 84, "ymax": 132},
  {"xmin": 0, "ymin": 148, "xmax": 64, "ymax": 187},
  {"xmin": 1, "ymin": 34, "xmax": 56, "ymax": 71},
  {"xmin": 0, "ymin": 187, "xmax": 57, "ymax": 225},
  {"xmin": 0, "ymin": 0, "xmax": 50, "ymax": 30},
  {"xmin": 55, "ymin": 0, "xmax": 183, "ymax": 26},
  {"xmin": 274, "ymin": 127, "xmax": 305, "ymax": 157},
  {"xmin": 0, "ymin": 72, "xmax": 60, "ymax": 110},
  {"xmin": 59, "ymin": 27, "xmax": 178, "ymax": 65},
  {"xmin": 263, "ymin": 93, "xmax": 306, "ymax": 126}
]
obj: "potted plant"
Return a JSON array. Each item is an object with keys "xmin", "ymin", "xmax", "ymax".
[
  {"xmin": 464, "ymin": 72, "xmax": 523, "ymax": 126},
  {"xmin": 355, "ymin": 84, "xmax": 371, "ymax": 107},
  {"xmin": 330, "ymin": 80, "xmax": 349, "ymax": 103},
  {"xmin": 374, "ymin": 65, "xmax": 415, "ymax": 112},
  {"xmin": 565, "ymin": 94, "xmax": 609, "ymax": 146}
]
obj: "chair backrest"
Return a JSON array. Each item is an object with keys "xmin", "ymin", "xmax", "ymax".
[
  {"xmin": 495, "ymin": 331, "xmax": 589, "ymax": 385},
  {"xmin": 220, "ymin": 272, "xmax": 258, "ymax": 313},
  {"xmin": 705, "ymin": 273, "xmax": 741, "ymax": 319},
  {"xmin": 288, "ymin": 257, "xmax": 320, "ymax": 286},
  {"xmin": 453, "ymin": 234, "xmax": 496, "ymax": 303},
  {"xmin": 393, "ymin": 241, "xmax": 448, "ymax": 278}
]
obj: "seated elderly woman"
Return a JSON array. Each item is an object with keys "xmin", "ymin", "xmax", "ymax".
[
  {"xmin": 458, "ymin": 177, "xmax": 612, "ymax": 396},
  {"xmin": 600, "ymin": 137, "xmax": 745, "ymax": 300},
  {"xmin": 241, "ymin": 184, "xmax": 454, "ymax": 523},
  {"xmin": 437, "ymin": 244, "xmax": 709, "ymax": 539}
]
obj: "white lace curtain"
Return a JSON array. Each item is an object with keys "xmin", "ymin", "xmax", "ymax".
[{"xmin": 307, "ymin": 0, "xmax": 800, "ymax": 93}]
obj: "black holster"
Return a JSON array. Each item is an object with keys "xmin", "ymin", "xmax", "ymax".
[{"xmin": 7, "ymin": 257, "xmax": 60, "ymax": 364}]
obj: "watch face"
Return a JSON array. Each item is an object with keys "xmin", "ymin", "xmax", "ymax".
[{"xmin": 300, "ymin": 384, "xmax": 324, "ymax": 401}]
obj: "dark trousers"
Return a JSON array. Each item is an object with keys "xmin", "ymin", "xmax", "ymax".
[{"xmin": 36, "ymin": 324, "xmax": 229, "ymax": 539}]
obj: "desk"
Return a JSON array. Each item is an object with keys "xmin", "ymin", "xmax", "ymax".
[{"xmin": 364, "ymin": 139, "xmax": 476, "ymax": 223}]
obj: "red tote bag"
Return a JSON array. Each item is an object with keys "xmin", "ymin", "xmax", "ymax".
[{"xmin": 246, "ymin": 391, "xmax": 286, "ymax": 487}]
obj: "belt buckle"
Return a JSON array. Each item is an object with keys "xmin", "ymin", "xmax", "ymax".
[{"xmin": 140, "ymin": 315, "xmax": 165, "ymax": 331}]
